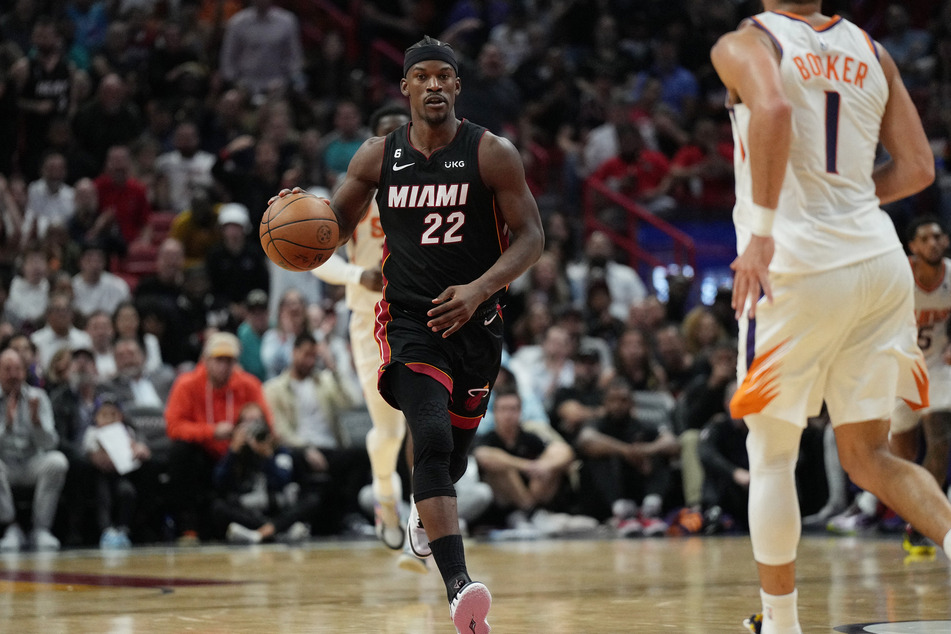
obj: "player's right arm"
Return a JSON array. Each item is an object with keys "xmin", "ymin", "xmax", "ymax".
[
  {"xmin": 711, "ymin": 24, "xmax": 791, "ymax": 212},
  {"xmin": 328, "ymin": 136, "xmax": 386, "ymax": 246},
  {"xmin": 711, "ymin": 23, "xmax": 791, "ymax": 319},
  {"xmin": 269, "ymin": 137, "xmax": 384, "ymax": 248},
  {"xmin": 873, "ymin": 45, "xmax": 935, "ymax": 205}
]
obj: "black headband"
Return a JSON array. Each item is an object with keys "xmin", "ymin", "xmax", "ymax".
[{"xmin": 403, "ymin": 44, "xmax": 458, "ymax": 77}]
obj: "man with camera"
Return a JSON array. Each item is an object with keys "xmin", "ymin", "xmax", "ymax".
[{"xmin": 212, "ymin": 402, "xmax": 320, "ymax": 544}]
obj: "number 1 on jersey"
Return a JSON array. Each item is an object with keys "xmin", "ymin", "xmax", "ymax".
[{"xmin": 824, "ymin": 91, "xmax": 840, "ymax": 174}]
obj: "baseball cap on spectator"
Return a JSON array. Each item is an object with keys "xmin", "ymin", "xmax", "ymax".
[
  {"xmin": 203, "ymin": 332, "xmax": 241, "ymax": 358},
  {"xmin": 217, "ymin": 203, "xmax": 250, "ymax": 232},
  {"xmin": 246, "ymin": 289, "xmax": 268, "ymax": 310}
]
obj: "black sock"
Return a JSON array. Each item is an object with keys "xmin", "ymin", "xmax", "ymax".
[{"xmin": 430, "ymin": 534, "xmax": 470, "ymax": 601}]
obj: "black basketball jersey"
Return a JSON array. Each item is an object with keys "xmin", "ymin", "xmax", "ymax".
[
  {"xmin": 375, "ymin": 119, "xmax": 509, "ymax": 314},
  {"xmin": 22, "ymin": 56, "xmax": 71, "ymax": 120}
]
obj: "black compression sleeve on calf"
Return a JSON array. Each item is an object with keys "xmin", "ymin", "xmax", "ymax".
[
  {"xmin": 387, "ymin": 363, "xmax": 455, "ymax": 502},
  {"xmin": 430, "ymin": 534, "xmax": 470, "ymax": 602}
]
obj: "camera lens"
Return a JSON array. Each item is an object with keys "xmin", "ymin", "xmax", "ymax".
[{"xmin": 246, "ymin": 420, "xmax": 270, "ymax": 442}]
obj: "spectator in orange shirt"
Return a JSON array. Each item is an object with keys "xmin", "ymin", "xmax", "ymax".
[{"xmin": 164, "ymin": 331, "xmax": 271, "ymax": 542}]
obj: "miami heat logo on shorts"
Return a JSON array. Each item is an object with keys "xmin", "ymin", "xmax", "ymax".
[{"xmin": 465, "ymin": 386, "xmax": 490, "ymax": 412}]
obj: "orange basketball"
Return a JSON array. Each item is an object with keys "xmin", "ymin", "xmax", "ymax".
[{"xmin": 259, "ymin": 193, "xmax": 340, "ymax": 272}]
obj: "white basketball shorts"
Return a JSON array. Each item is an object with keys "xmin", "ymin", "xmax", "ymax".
[
  {"xmin": 731, "ymin": 248, "xmax": 928, "ymax": 428},
  {"xmin": 891, "ymin": 360, "xmax": 951, "ymax": 433}
]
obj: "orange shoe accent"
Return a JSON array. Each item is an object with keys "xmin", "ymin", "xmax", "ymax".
[{"xmin": 730, "ymin": 340, "xmax": 788, "ymax": 418}]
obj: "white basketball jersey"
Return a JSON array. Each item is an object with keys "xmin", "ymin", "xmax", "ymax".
[
  {"xmin": 346, "ymin": 200, "xmax": 385, "ymax": 313},
  {"xmin": 912, "ymin": 256, "xmax": 951, "ymax": 367},
  {"xmin": 311, "ymin": 199, "xmax": 384, "ymax": 314},
  {"xmin": 730, "ymin": 12, "xmax": 900, "ymax": 273}
]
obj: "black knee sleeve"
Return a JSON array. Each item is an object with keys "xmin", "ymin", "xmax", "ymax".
[
  {"xmin": 387, "ymin": 364, "xmax": 455, "ymax": 502},
  {"xmin": 449, "ymin": 426, "xmax": 477, "ymax": 484}
]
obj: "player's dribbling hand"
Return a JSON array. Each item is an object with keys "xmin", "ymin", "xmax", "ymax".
[
  {"xmin": 730, "ymin": 235, "xmax": 774, "ymax": 320},
  {"xmin": 267, "ymin": 187, "xmax": 305, "ymax": 206},
  {"xmin": 428, "ymin": 283, "xmax": 485, "ymax": 338},
  {"xmin": 266, "ymin": 187, "xmax": 333, "ymax": 213}
]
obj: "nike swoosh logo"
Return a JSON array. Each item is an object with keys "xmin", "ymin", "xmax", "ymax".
[
  {"xmin": 483, "ymin": 313, "xmax": 498, "ymax": 326},
  {"xmin": 393, "ymin": 163, "xmax": 415, "ymax": 171}
]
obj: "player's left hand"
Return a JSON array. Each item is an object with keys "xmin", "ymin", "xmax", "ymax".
[
  {"xmin": 428, "ymin": 283, "xmax": 486, "ymax": 338},
  {"xmin": 731, "ymin": 235, "xmax": 774, "ymax": 320}
]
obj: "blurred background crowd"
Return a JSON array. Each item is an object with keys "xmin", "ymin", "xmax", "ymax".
[{"xmin": 0, "ymin": 0, "xmax": 948, "ymax": 550}]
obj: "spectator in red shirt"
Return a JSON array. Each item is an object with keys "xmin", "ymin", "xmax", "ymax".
[
  {"xmin": 589, "ymin": 123, "xmax": 673, "ymax": 214},
  {"xmin": 667, "ymin": 118, "xmax": 735, "ymax": 212},
  {"xmin": 164, "ymin": 331, "xmax": 272, "ymax": 542},
  {"xmin": 93, "ymin": 145, "xmax": 152, "ymax": 245}
]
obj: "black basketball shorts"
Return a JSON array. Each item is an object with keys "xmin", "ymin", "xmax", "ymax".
[{"xmin": 374, "ymin": 299, "xmax": 504, "ymax": 429}]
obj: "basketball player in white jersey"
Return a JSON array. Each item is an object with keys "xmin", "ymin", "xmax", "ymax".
[
  {"xmin": 712, "ymin": 2, "xmax": 951, "ymax": 633},
  {"xmin": 890, "ymin": 217, "xmax": 951, "ymax": 554},
  {"xmin": 310, "ymin": 105, "xmax": 414, "ymax": 557}
]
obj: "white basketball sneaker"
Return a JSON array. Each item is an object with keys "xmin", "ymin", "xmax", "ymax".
[{"xmin": 406, "ymin": 499, "xmax": 431, "ymax": 558}]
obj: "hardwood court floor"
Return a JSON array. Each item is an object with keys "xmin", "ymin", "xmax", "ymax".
[{"xmin": 1, "ymin": 534, "xmax": 949, "ymax": 633}]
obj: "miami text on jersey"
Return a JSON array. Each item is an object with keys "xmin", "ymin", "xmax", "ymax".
[{"xmin": 387, "ymin": 184, "xmax": 471, "ymax": 208}]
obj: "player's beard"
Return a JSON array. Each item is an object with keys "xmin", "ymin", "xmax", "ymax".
[{"xmin": 420, "ymin": 108, "xmax": 450, "ymax": 126}]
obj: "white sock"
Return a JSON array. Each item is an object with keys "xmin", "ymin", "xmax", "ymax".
[
  {"xmin": 942, "ymin": 528, "xmax": 951, "ymax": 557},
  {"xmin": 760, "ymin": 588, "xmax": 801, "ymax": 634},
  {"xmin": 856, "ymin": 490, "xmax": 878, "ymax": 516}
]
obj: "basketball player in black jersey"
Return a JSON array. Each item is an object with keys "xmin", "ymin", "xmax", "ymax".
[
  {"xmin": 10, "ymin": 17, "xmax": 77, "ymax": 180},
  {"xmin": 272, "ymin": 35, "xmax": 543, "ymax": 634}
]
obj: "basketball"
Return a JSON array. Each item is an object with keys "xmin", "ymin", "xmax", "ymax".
[{"xmin": 259, "ymin": 193, "xmax": 340, "ymax": 272}]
